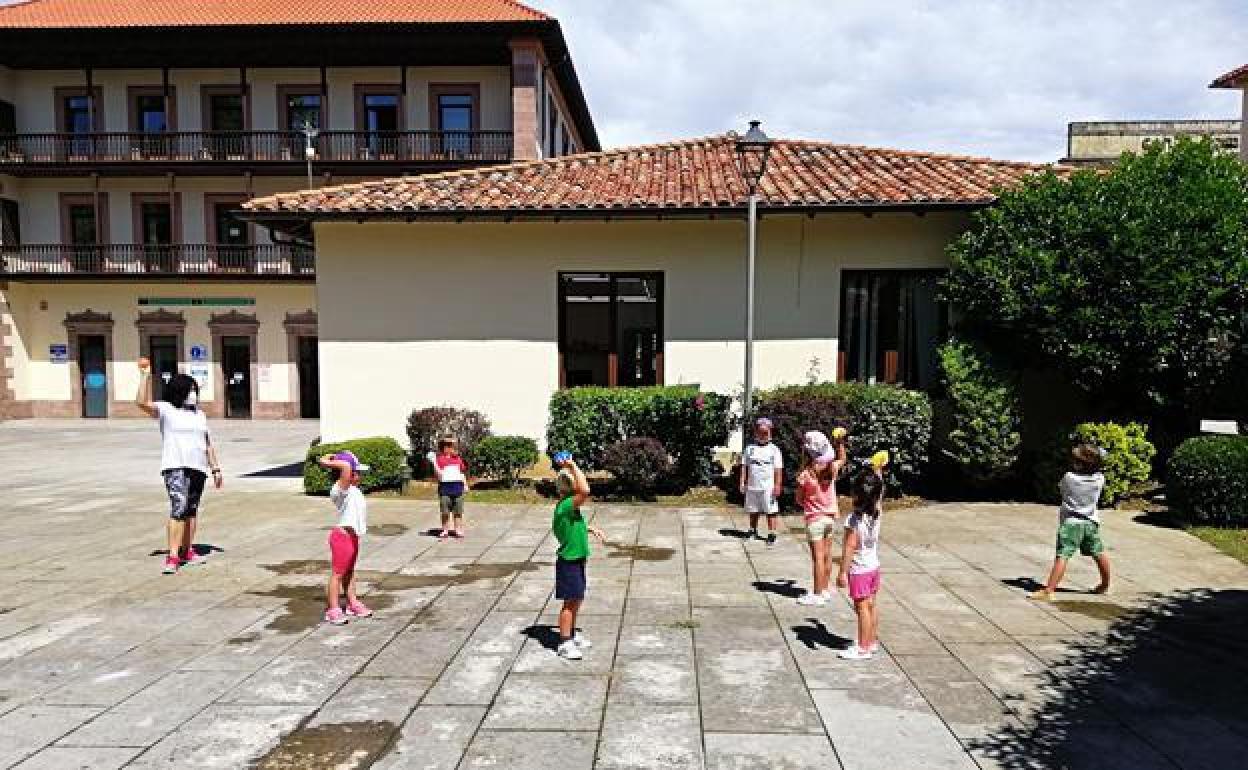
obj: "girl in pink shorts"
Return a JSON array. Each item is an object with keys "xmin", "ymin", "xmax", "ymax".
[
  {"xmin": 317, "ymin": 451, "xmax": 374, "ymax": 625},
  {"xmin": 837, "ymin": 453, "xmax": 888, "ymax": 661}
]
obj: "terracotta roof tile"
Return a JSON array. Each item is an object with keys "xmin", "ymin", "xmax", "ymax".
[
  {"xmin": 0, "ymin": 0, "xmax": 548, "ymax": 28},
  {"xmin": 244, "ymin": 135, "xmax": 1067, "ymax": 219},
  {"xmin": 1211, "ymin": 64, "xmax": 1248, "ymax": 88}
]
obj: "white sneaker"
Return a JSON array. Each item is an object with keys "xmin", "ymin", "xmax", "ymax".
[
  {"xmin": 572, "ymin": 632, "xmax": 592, "ymax": 649},
  {"xmin": 796, "ymin": 593, "xmax": 827, "ymax": 606},
  {"xmin": 557, "ymin": 640, "xmax": 583, "ymax": 660},
  {"xmin": 838, "ymin": 645, "xmax": 874, "ymax": 660},
  {"xmin": 819, "ymin": 590, "xmax": 835, "ymax": 601},
  {"xmin": 867, "ymin": 641, "xmax": 880, "ymax": 654}
]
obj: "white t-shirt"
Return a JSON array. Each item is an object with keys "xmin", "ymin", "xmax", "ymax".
[
  {"xmin": 330, "ymin": 483, "xmax": 368, "ymax": 534},
  {"xmin": 1060, "ymin": 472, "xmax": 1105, "ymax": 523},
  {"xmin": 156, "ymin": 401, "xmax": 210, "ymax": 473},
  {"xmin": 743, "ymin": 442, "xmax": 783, "ymax": 491},
  {"xmin": 844, "ymin": 510, "xmax": 882, "ymax": 574}
]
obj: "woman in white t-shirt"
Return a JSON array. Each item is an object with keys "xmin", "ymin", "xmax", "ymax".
[{"xmin": 136, "ymin": 358, "xmax": 222, "ymax": 575}]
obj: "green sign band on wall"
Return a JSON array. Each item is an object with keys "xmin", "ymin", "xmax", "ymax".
[{"xmin": 138, "ymin": 298, "xmax": 256, "ymax": 307}]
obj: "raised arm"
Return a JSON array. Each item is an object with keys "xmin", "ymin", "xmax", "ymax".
[
  {"xmin": 568, "ymin": 459, "xmax": 591, "ymax": 510},
  {"xmin": 318, "ymin": 454, "xmax": 353, "ymax": 491},
  {"xmin": 135, "ymin": 358, "xmax": 159, "ymax": 418}
]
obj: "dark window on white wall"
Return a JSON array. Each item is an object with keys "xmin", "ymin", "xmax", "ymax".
[
  {"xmin": 839, "ymin": 270, "xmax": 947, "ymax": 389},
  {"xmin": 559, "ymin": 272, "xmax": 663, "ymax": 387}
]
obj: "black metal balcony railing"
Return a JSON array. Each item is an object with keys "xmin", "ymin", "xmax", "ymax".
[
  {"xmin": 0, "ymin": 130, "xmax": 513, "ymax": 166},
  {"xmin": 0, "ymin": 244, "xmax": 315, "ymax": 278}
]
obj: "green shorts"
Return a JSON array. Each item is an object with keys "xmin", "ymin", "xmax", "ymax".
[{"xmin": 1056, "ymin": 518, "xmax": 1104, "ymax": 559}]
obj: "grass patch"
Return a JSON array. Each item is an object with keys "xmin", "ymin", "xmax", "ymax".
[{"xmin": 1190, "ymin": 527, "xmax": 1248, "ymax": 565}]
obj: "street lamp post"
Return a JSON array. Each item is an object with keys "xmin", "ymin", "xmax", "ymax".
[
  {"xmin": 735, "ymin": 120, "xmax": 773, "ymax": 433},
  {"xmin": 300, "ymin": 121, "xmax": 319, "ymax": 189}
]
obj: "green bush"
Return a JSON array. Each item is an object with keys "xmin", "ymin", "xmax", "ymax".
[
  {"xmin": 1031, "ymin": 422, "xmax": 1155, "ymax": 505},
  {"xmin": 602, "ymin": 437, "xmax": 671, "ymax": 496},
  {"xmin": 754, "ymin": 383, "xmax": 932, "ymax": 493},
  {"xmin": 546, "ymin": 386, "xmax": 731, "ymax": 485},
  {"xmin": 473, "ymin": 435, "xmax": 540, "ymax": 488},
  {"xmin": 1168, "ymin": 435, "xmax": 1248, "ymax": 526},
  {"xmin": 406, "ymin": 406, "xmax": 492, "ymax": 475},
  {"xmin": 934, "ymin": 340, "xmax": 1021, "ymax": 485},
  {"xmin": 304, "ymin": 437, "xmax": 407, "ymax": 496}
]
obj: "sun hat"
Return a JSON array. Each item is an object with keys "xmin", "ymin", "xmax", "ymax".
[
  {"xmin": 803, "ymin": 430, "xmax": 831, "ymax": 459},
  {"xmin": 332, "ymin": 450, "xmax": 370, "ymax": 473},
  {"xmin": 754, "ymin": 417, "xmax": 773, "ymax": 430}
]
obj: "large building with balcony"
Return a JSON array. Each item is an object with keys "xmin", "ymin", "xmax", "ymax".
[{"xmin": 0, "ymin": 0, "xmax": 597, "ymax": 419}]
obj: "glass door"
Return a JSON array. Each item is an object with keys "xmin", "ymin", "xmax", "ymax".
[
  {"xmin": 149, "ymin": 335, "xmax": 178, "ymax": 401},
  {"xmin": 559, "ymin": 272, "xmax": 663, "ymax": 387},
  {"xmin": 208, "ymin": 93, "xmax": 245, "ymax": 158},
  {"xmin": 437, "ymin": 94, "xmax": 474, "ymax": 156},
  {"xmin": 79, "ymin": 335, "xmax": 108, "ymax": 418},
  {"xmin": 222, "ymin": 336, "xmax": 251, "ymax": 418},
  {"xmin": 297, "ymin": 336, "xmax": 320, "ymax": 418},
  {"xmin": 139, "ymin": 202, "xmax": 174, "ymax": 272},
  {"xmin": 68, "ymin": 203, "xmax": 98, "ymax": 272},
  {"xmin": 213, "ymin": 203, "xmax": 250, "ymax": 271},
  {"xmin": 361, "ymin": 93, "xmax": 399, "ymax": 158}
]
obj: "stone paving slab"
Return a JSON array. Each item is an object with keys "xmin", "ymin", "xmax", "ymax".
[{"xmin": 1, "ymin": 420, "xmax": 1247, "ymax": 768}]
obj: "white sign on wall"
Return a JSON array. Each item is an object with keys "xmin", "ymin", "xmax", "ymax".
[
  {"xmin": 257, "ymin": 363, "xmax": 272, "ymax": 384},
  {"xmin": 189, "ymin": 364, "xmax": 210, "ymax": 389}
]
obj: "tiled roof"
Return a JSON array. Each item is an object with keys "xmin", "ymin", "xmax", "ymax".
[
  {"xmin": 1211, "ymin": 64, "xmax": 1248, "ymax": 88},
  {"xmin": 243, "ymin": 135, "xmax": 1066, "ymax": 218},
  {"xmin": 0, "ymin": 0, "xmax": 548, "ymax": 28}
]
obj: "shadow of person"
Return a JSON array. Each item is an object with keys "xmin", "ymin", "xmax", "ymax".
[
  {"xmin": 718, "ymin": 528, "xmax": 753, "ymax": 540},
  {"xmin": 792, "ymin": 617, "xmax": 851, "ymax": 651},
  {"xmin": 1001, "ymin": 576, "xmax": 1078, "ymax": 594},
  {"xmin": 752, "ymin": 578, "xmax": 805, "ymax": 598},
  {"xmin": 521, "ymin": 624, "xmax": 562, "ymax": 651}
]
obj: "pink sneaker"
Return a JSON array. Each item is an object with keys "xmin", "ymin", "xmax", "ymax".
[
  {"xmin": 324, "ymin": 607, "xmax": 348, "ymax": 625},
  {"xmin": 182, "ymin": 548, "xmax": 207, "ymax": 566},
  {"xmin": 346, "ymin": 600, "xmax": 373, "ymax": 618},
  {"xmin": 161, "ymin": 556, "xmax": 180, "ymax": 575},
  {"xmin": 450, "ymin": 529, "xmax": 465, "ymax": 539}
]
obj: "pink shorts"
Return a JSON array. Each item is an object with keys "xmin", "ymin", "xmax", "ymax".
[
  {"xmin": 328, "ymin": 527, "xmax": 359, "ymax": 576},
  {"xmin": 847, "ymin": 569, "xmax": 880, "ymax": 601}
]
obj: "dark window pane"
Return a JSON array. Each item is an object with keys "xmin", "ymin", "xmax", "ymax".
[
  {"xmin": 64, "ymin": 95, "xmax": 91, "ymax": 133},
  {"xmin": 135, "ymin": 94, "xmax": 168, "ymax": 132},
  {"xmin": 839, "ymin": 270, "xmax": 947, "ymax": 389},
  {"xmin": 68, "ymin": 204, "xmax": 96, "ymax": 244},
  {"xmin": 209, "ymin": 94, "xmax": 244, "ymax": 131},
  {"xmin": 561, "ymin": 273, "xmax": 611, "ymax": 387},
  {"xmin": 438, "ymin": 94, "xmax": 473, "ymax": 132},
  {"xmin": 363, "ymin": 94, "xmax": 399, "ymax": 133},
  {"xmin": 140, "ymin": 203, "xmax": 172, "ymax": 244},
  {"xmin": 615, "ymin": 275, "xmax": 660, "ymax": 386},
  {"xmin": 286, "ymin": 94, "xmax": 321, "ymax": 130}
]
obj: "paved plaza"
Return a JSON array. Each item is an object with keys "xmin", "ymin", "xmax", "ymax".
[{"xmin": 1, "ymin": 420, "xmax": 1247, "ymax": 769}]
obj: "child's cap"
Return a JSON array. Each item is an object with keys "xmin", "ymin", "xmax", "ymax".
[
  {"xmin": 333, "ymin": 450, "xmax": 370, "ymax": 473},
  {"xmin": 554, "ymin": 468, "xmax": 575, "ymax": 498},
  {"xmin": 552, "ymin": 450, "xmax": 572, "ymax": 466},
  {"xmin": 802, "ymin": 430, "xmax": 831, "ymax": 459},
  {"xmin": 754, "ymin": 417, "xmax": 773, "ymax": 430},
  {"xmin": 870, "ymin": 450, "xmax": 890, "ymax": 469}
]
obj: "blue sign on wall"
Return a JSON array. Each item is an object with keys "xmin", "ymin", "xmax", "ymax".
[
  {"xmin": 84, "ymin": 372, "xmax": 107, "ymax": 389},
  {"xmin": 49, "ymin": 343, "xmax": 68, "ymax": 363},
  {"xmin": 190, "ymin": 344, "xmax": 208, "ymax": 362}
]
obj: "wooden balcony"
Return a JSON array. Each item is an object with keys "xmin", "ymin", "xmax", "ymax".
[
  {"xmin": 0, "ymin": 243, "xmax": 315, "ymax": 281},
  {"xmin": 0, "ymin": 130, "xmax": 513, "ymax": 175}
]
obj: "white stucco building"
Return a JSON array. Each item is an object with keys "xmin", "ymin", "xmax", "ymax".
[{"xmin": 243, "ymin": 135, "xmax": 1061, "ymax": 445}]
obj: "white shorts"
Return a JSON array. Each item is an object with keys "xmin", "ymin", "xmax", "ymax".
[{"xmin": 744, "ymin": 489, "xmax": 778, "ymax": 514}]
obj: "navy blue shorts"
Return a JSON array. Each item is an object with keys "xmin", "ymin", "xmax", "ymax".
[{"xmin": 554, "ymin": 558, "xmax": 587, "ymax": 601}]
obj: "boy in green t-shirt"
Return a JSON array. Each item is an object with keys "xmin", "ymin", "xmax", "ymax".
[{"xmin": 551, "ymin": 454, "xmax": 605, "ymax": 661}]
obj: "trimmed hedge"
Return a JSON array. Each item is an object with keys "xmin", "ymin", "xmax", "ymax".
[
  {"xmin": 754, "ymin": 383, "xmax": 932, "ymax": 493},
  {"xmin": 546, "ymin": 386, "xmax": 731, "ymax": 485},
  {"xmin": 1030, "ymin": 422, "xmax": 1155, "ymax": 506},
  {"xmin": 1169, "ymin": 435, "xmax": 1248, "ymax": 526},
  {"xmin": 304, "ymin": 436, "xmax": 407, "ymax": 496},
  {"xmin": 473, "ymin": 435, "xmax": 540, "ymax": 488}
]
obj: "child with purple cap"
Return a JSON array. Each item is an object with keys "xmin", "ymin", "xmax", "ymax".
[
  {"xmin": 740, "ymin": 417, "xmax": 783, "ymax": 544},
  {"xmin": 794, "ymin": 428, "xmax": 848, "ymax": 605},
  {"xmin": 317, "ymin": 450, "xmax": 374, "ymax": 625}
]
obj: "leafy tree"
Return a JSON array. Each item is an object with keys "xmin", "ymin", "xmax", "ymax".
[
  {"xmin": 934, "ymin": 340, "xmax": 1021, "ymax": 485},
  {"xmin": 943, "ymin": 137, "xmax": 1248, "ymax": 432}
]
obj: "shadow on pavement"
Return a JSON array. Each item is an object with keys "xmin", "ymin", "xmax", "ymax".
[
  {"xmin": 752, "ymin": 578, "xmax": 805, "ymax": 598},
  {"xmin": 792, "ymin": 617, "xmax": 851, "ymax": 651},
  {"xmin": 970, "ymin": 589, "xmax": 1248, "ymax": 769},
  {"xmin": 522, "ymin": 624, "xmax": 562, "ymax": 651},
  {"xmin": 243, "ymin": 461, "xmax": 305, "ymax": 478}
]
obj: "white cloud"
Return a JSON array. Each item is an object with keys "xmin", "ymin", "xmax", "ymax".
[{"xmin": 540, "ymin": 0, "xmax": 1248, "ymax": 161}]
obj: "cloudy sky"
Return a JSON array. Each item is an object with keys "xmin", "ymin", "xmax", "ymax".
[{"xmin": 538, "ymin": 0, "xmax": 1247, "ymax": 161}]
